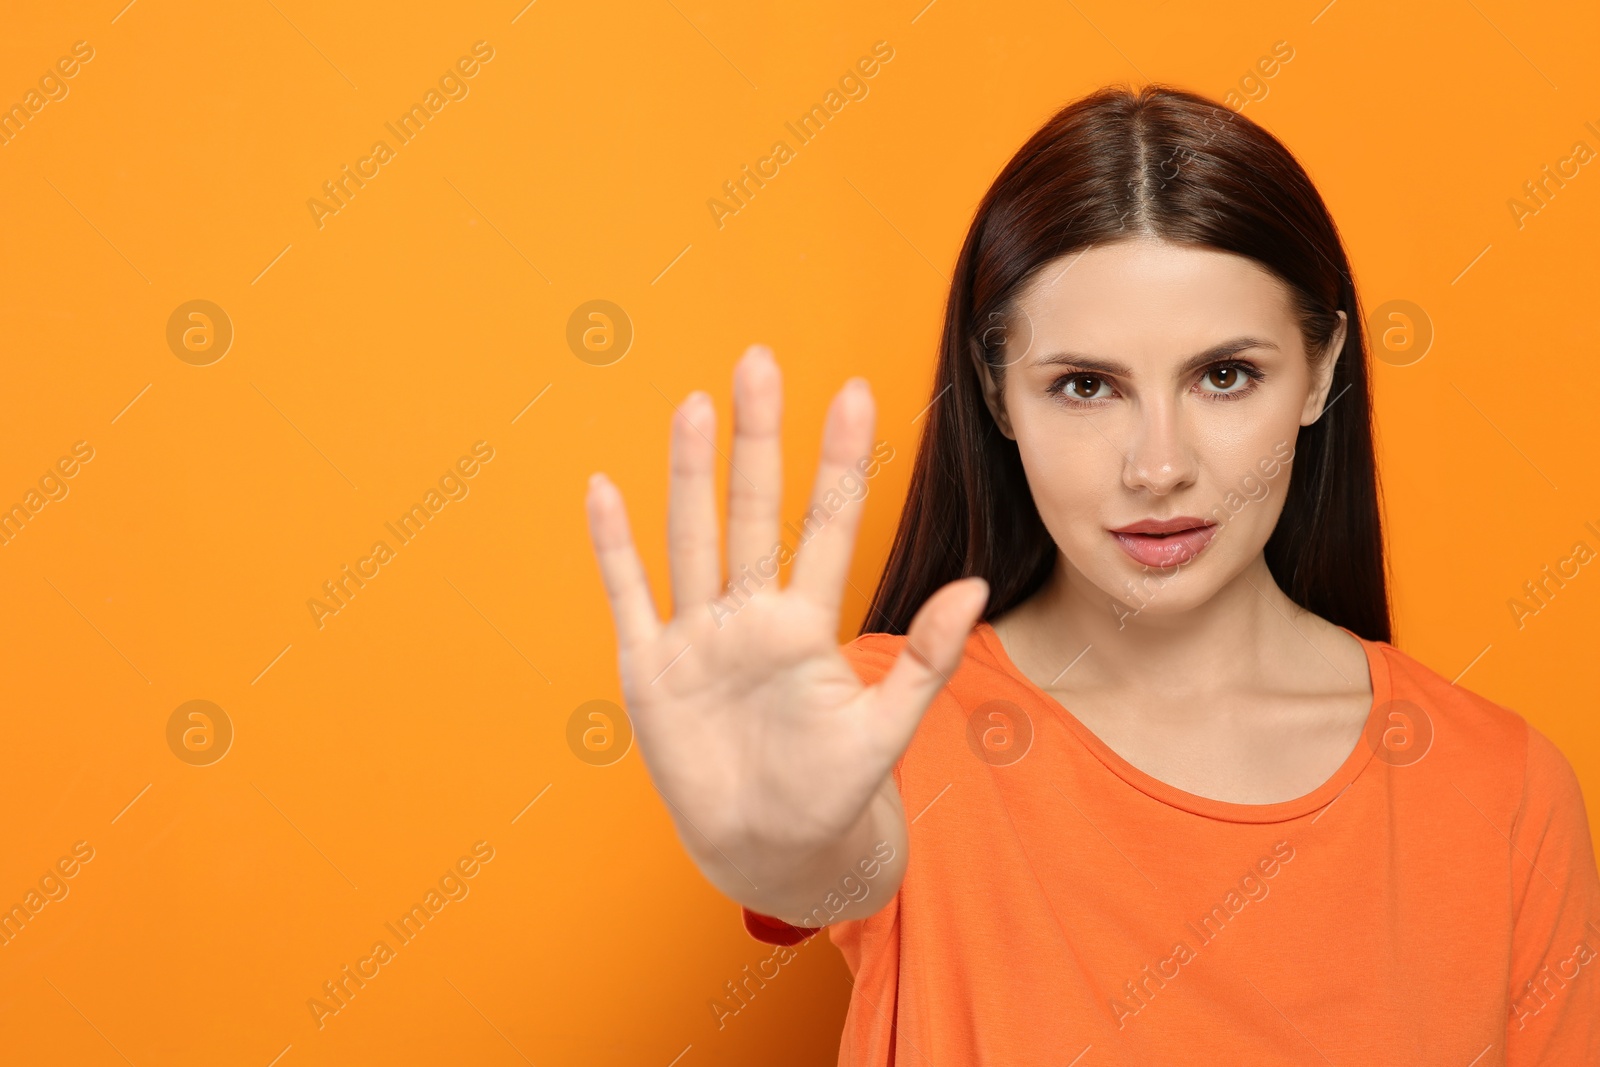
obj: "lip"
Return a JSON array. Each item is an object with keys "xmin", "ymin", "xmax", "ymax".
[
  {"xmin": 1108, "ymin": 517, "xmax": 1217, "ymax": 568},
  {"xmin": 1109, "ymin": 516, "xmax": 1212, "ymax": 535}
]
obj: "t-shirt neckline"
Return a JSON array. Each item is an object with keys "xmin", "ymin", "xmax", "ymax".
[{"xmin": 972, "ymin": 620, "xmax": 1393, "ymax": 824}]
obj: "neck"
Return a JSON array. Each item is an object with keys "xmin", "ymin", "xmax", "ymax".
[{"xmin": 996, "ymin": 551, "xmax": 1327, "ymax": 697}]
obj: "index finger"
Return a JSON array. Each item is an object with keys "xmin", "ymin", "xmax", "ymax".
[{"xmin": 585, "ymin": 472, "xmax": 663, "ymax": 653}]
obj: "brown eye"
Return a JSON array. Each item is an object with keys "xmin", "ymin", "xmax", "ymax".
[
  {"xmin": 1199, "ymin": 363, "xmax": 1256, "ymax": 396},
  {"xmin": 1069, "ymin": 376, "xmax": 1106, "ymax": 399}
]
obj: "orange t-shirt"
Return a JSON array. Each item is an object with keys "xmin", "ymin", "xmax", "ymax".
[{"xmin": 743, "ymin": 622, "xmax": 1600, "ymax": 1065}]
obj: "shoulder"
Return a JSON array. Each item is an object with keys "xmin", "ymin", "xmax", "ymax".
[
  {"xmin": 1371, "ymin": 639, "xmax": 1591, "ymax": 823},
  {"xmin": 841, "ymin": 626, "xmax": 1020, "ymax": 701},
  {"xmin": 1372, "ymin": 638, "xmax": 1529, "ymax": 752}
]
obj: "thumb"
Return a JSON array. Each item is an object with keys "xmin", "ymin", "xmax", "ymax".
[{"xmin": 865, "ymin": 576, "xmax": 990, "ymax": 754}]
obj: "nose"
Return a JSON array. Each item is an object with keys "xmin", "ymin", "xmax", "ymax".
[{"xmin": 1119, "ymin": 395, "xmax": 1198, "ymax": 496}]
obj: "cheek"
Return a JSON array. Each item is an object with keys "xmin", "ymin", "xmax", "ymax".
[
  {"xmin": 1186, "ymin": 366, "xmax": 1305, "ymax": 476},
  {"xmin": 1009, "ymin": 410, "xmax": 1118, "ymax": 550},
  {"xmin": 1188, "ymin": 415, "xmax": 1296, "ymax": 525},
  {"xmin": 1217, "ymin": 399, "xmax": 1301, "ymax": 484}
]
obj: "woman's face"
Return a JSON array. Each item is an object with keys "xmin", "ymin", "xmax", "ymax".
[{"xmin": 973, "ymin": 235, "xmax": 1347, "ymax": 619}]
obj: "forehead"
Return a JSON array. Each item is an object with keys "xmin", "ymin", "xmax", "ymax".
[{"xmin": 1010, "ymin": 237, "xmax": 1299, "ymax": 358}]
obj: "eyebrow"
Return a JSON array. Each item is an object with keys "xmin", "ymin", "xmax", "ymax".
[{"xmin": 1030, "ymin": 336, "xmax": 1281, "ymax": 377}]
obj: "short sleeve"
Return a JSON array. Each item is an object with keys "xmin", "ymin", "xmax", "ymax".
[
  {"xmin": 742, "ymin": 906, "xmax": 823, "ymax": 945},
  {"xmin": 1505, "ymin": 722, "xmax": 1600, "ymax": 1062},
  {"xmin": 739, "ymin": 635, "xmax": 905, "ymax": 946}
]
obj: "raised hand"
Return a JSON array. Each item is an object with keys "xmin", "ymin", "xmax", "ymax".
[{"xmin": 583, "ymin": 344, "xmax": 988, "ymax": 919}]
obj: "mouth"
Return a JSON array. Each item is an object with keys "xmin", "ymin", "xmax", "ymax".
[{"xmin": 1107, "ymin": 517, "xmax": 1217, "ymax": 569}]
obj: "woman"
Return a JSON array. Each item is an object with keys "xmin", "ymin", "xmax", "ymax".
[{"xmin": 584, "ymin": 84, "xmax": 1600, "ymax": 1064}]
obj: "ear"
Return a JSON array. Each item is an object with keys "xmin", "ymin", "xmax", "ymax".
[
  {"xmin": 968, "ymin": 347, "xmax": 1016, "ymax": 440},
  {"xmin": 1300, "ymin": 309, "xmax": 1348, "ymax": 426}
]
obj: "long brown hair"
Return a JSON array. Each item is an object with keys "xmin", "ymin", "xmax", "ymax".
[{"xmin": 862, "ymin": 83, "xmax": 1392, "ymax": 643}]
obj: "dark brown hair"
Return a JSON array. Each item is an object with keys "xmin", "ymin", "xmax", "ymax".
[{"xmin": 862, "ymin": 83, "xmax": 1392, "ymax": 643}]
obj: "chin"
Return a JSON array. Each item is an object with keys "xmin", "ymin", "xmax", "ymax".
[
  {"xmin": 1095, "ymin": 548, "xmax": 1220, "ymax": 618},
  {"xmin": 1114, "ymin": 580, "xmax": 1211, "ymax": 617}
]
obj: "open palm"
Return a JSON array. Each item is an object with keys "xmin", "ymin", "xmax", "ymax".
[{"xmin": 584, "ymin": 344, "xmax": 987, "ymax": 906}]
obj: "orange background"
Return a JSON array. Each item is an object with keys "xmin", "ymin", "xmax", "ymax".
[{"xmin": 1, "ymin": 1, "xmax": 1597, "ymax": 1063}]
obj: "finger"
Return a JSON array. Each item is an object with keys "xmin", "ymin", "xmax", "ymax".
[
  {"xmin": 667, "ymin": 391, "xmax": 723, "ymax": 618},
  {"xmin": 865, "ymin": 577, "xmax": 989, "ymax": 753},
  {"xmin": 585, "ymin": 472, "xmax": 664, "ymax": 652},
  {"xmin": 788, "ymin": 378, "xmax": 875, "ymax": 619},
  {"xmin": 726, "ymin": 345, "xmax": 783, "ymax": 593}
]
